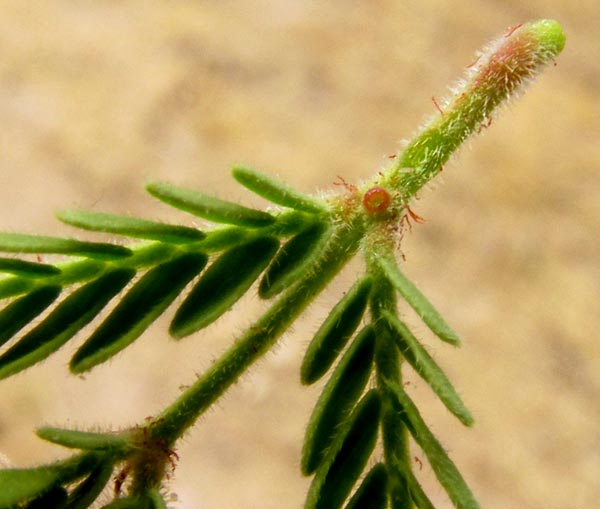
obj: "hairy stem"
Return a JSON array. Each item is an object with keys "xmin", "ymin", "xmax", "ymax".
[
  {"xmin": 382, "ymin": 19, "xmax": 565, "ymax": 201},
  {"xmin": 370, "ymin": 269, "xmax": 413, "ymax": 509},
  {"xmin": 148, "ymin": 217, "xmax": 366, "ymax": 445}
]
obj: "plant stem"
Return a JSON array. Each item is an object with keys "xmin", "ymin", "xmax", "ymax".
[
  {"xmin": 370, "ymin": 268, "xmax": 413, "ymax": 509},
  {"xmin": 382, "ymin": 19, "xmax": 565, "ymax": 201},
  {"xmin": 148, "ymin": 217, "xmax": 366, "ymax": 445}
]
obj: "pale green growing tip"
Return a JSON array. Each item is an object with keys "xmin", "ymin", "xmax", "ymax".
[{"xmin": 527, "ymin": 19, "xmax": 566, "ymax": 55}]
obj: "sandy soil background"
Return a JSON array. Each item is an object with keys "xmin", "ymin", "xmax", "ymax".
[{"xmin": 0, "ymin": 2, "xmax": 598, "ymax": 508}]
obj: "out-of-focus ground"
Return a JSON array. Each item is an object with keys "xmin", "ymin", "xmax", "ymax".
[{"xmin": 0, "ymin": 2, "xmax": 598, "ymax": 508}]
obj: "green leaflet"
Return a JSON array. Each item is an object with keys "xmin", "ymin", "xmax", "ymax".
[
  {"xmin": 232, "ymin": 165, "xmax": 327, "ymax": 213},
  {"xmin": 66, "ymin": 460, "xmax": 114, "ymax": 509},
  {"xmin": 0, "ymin": 452, "xmax": 102, "ymax": 508},
  {"xmin": 305, "ymin": 390, "xmax": 381, "ymax": 509},
  {"xmin": 302, "ymin": 326, "xmax": 375, "ymax": 475},
  {"xmin": 193, "ymin": 225, "xmax": 254, "ymax": 253},
  {"xmin": 0, "ymin": 286, "xmax": 62, "ymax": 347},
  {"xmin": 259, "ymin": 221, "xmax": 330, "ymax": 299},
  {"xmin": 57, "ymin": 210, "xmax": 205, "ymax": 244},
  {"xmin": 25, "ymin": 485, "xmax": 68, "ymax": 509},
  {"xmin": 170, "ymin": 237, "xmax": 279, "ymax": 338},
  {"xmin": 404, "ymin": 468, "xmax": 436, "ymax": 509},
  {"xmin": 386, "ymin": 380, "xmax": 479, "ymax": 509},
  {"xmin": 376, "ymin": 254, "xmax": 460, "ymax": 346},
  {"xmin": 0, "ymin": 277, "xmax": 36, "ymax": 299},
  {"xmin": 0, "ymin": 466, "xmax": 60, "ymax": 509},
  {"xmin": 119, "ymin": 243, "xmax": 176, "ymax": 270},
  {"xmin": 0, "ymin": 233, "xmax": 132, "ymax": 260},
  {"xmin": 37, "ymin": 427, "xmax": 134, "ymax": 453},
  {"xmin": 301, "ymin": 276, "xmax": 372, "ymax": 385},
  {"xmin": 386, "ymin": 454, "xmax": 435, "ymax": 509},
  {"xmin": 343, "ymin": 463, "xmax": 388, "ymax": 509},
  {"xmin": 0, "ymin": 257, "xmax": 61, "ymax": 277},
  {"xmin": 70, "ymin": 253, "xmax": 208, "ymax": 373},
  {"xmin": 0, "ymin": 269, "xmax": 134, "ymax": 380},
  {"xmin": 195, "ymin": 210, "xmax": 316, "ymax": 254},
  {"xmin": 49, "ymin": 260, "xmax": 106, "ymax": 286},
  {"xmin": 146, "ymin": 181, "xmax": 275, "ymax": 228},
  {"xmin": 382, "ymin": 310, "xmax": 473, "ymax": 426}
]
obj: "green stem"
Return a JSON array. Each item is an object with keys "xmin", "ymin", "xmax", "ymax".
[
  {"xmin": 382, "ymin": 19, "xmax": 565, "ymax": 201},
  {"xmin": 370, "ymin": 269, "xmax": 413, "ymax": 509},
  {"xmin": 148, "ymin": 217, "xmax": 366, "ymax": 444}
]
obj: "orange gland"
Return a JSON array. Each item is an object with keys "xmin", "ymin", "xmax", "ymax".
[{"xmin": 362, "ymin": 186, "xmax": 391, "ymax": 215}]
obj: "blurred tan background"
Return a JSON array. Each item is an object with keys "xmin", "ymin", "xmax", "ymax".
[{"xmin": 0, "ymin": 2, "xmax": 598, "ymax": 508}]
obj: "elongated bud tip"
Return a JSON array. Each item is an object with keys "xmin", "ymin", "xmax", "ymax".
[{"xmin": 390, "ymin": 19, "xmax": 565, "ymax": 199}]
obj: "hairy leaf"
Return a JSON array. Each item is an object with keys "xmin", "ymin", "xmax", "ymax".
[
  {"xmin": 0, "ymin": 269, "xmax": 134, "ymax": 380},
  {"xmin": 0, "ymin": 453, "xmax": 102, "ymax": 508},
  {"xmin": 57, "ymin": 210, "xmax": 205, "ymax": 244},
  {"xmin": 305, "ymin": 390, "xmax": 381, "ymax": 509},
  {"xmin": 25, "ymin": 485, "xmax": 68, "ymax": 509},
  {"xmin": 0, "ymin": 257, "xmax": 61, "ymax": 277},
  {"xmin": 147, "ymin": 181, "xmax": 275, "ymax": 228},
  {"xmin": 232, "ymin": 165, "xmax": 327, "ymax": 213},
  {"xmin": 302, "ymin": 326, "xmax": 375, "ymax": 475},
  {"xmin": 37, "ymin": 427, "xmax": 134, "ymax": 453},
  {"xmin": 385, "ymin": 454, "xmax": 435, "ymax": 509},
  {"xmin": 382, "ymin": 310, "xmax": 473, "ymax": 426},
  {"xmin": 386, "ymin": 380, "xmax": 479, "ymax": 509},
  {"xmin": 376, "ymin": 254, "xmax": 460, "ymax": 346},
  {"xmin": 170, "ymin": 237, "xmax": 279, "ymax": 338},
  {"xmin": 405, "ymin": 469, "xmax": 436, "ymax": 509},
  {"xmin": 343, "ymin": 463, "xmax": 388, "ymax": 509},
  {"xmin": 0, "ymin": 233, "xmax": 132, "ymax": 260},
  {"xmin": 259, "ymin": 221, "xmax": 330, "ymax": 299},
  {"xmin": 66, "ymin": 460, "xmax": 114, "ymax": 509},
  {"xmin": 0, "ymin": 277, "xmax": 36, "ymax": 299},
  {"xmin": 50, "ymin": 260, "xmax": 106, "ymax": 286},
  {"xmin": 71, "ymin": 253, "xmax": 207, "ymax": 373},
  {"xmin": 0, "ymin": 286, "xmax": 62, "ymax": 347},
  {"xmin": 301, "ymin": 276, "xmax": 372, "ymax": 384}
]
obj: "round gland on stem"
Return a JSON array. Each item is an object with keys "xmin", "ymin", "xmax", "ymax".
[{"xmin": 362, "ymin": 186, "xmax": 392, "ymax": 215}]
